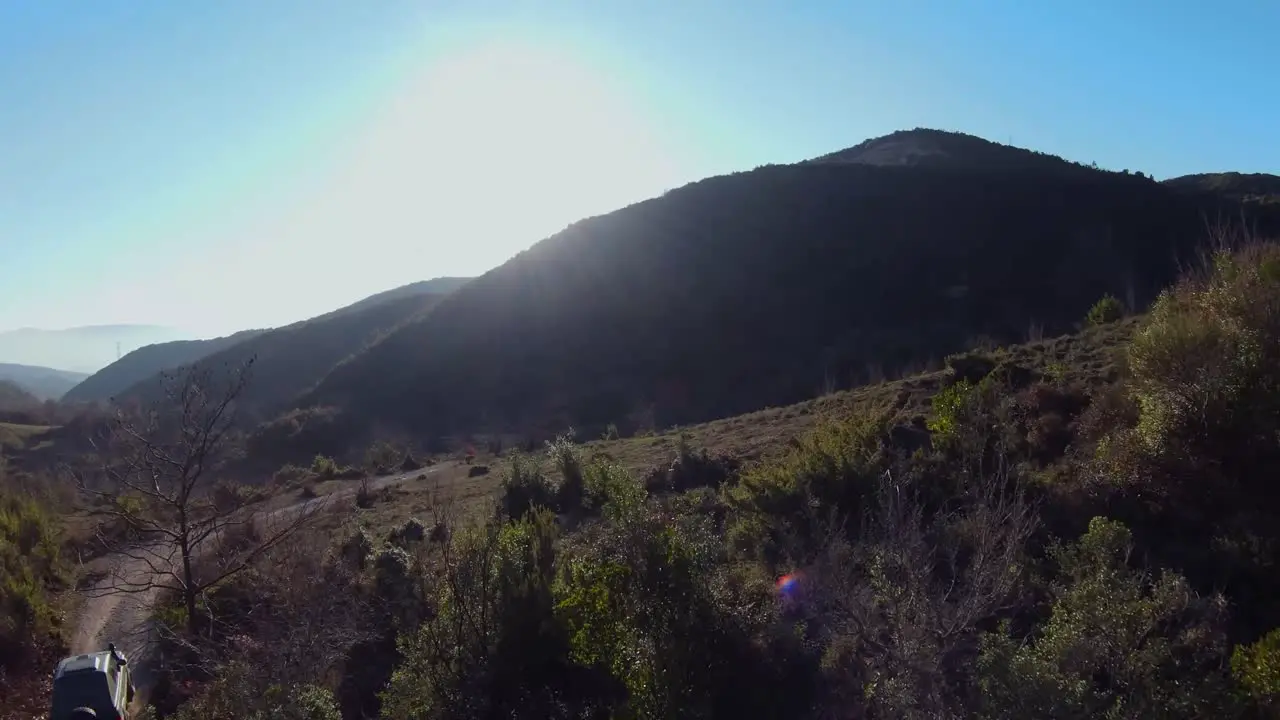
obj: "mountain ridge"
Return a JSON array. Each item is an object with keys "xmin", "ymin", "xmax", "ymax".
[
  {"xmin": 63, "ymin": 329, "xmax": 270, "ymax": 403},
  {"xmin": 0, "ymin": 363, "xmax": 89, "ymax": 401},
  {"xmin": 88, "ymin": 277, "xmax": 472, "ymax": 424},
  {"xmin": 295, "ymin": 129, "xmax": 1280, "ymax": 448}
]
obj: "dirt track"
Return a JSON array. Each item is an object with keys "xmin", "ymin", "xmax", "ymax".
[{"xmin": 67, "ymin": 468, "xmax": 432, "ymax": 697}]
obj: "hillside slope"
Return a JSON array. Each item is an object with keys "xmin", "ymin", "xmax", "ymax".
[
  {"xmin": 0, "ymin": 363, "xmax": 88, "ymax": 400},
  {"xmin": 1164, "ymin": 172, "xmax": 1280, "ymax": 203},
  {"xmin": 115, "ymin": 280, "xmax": 465, "ymax": 424},
  {"xmin": 64, "ymin": 329, "xmax": 267, "ymax": 403},
  {"xmin": 0, "ymin": 380, "xmax": 40, "ymax": 411},
  {"xmin": 66, "ymin": 278, "xmax": 471, "ymax": 407},
  {"xmin": 302, "ymin": 130, "xmax": 1280, "ymax": 442},
  {"xmin": 318, "ymin": 277, "xmax": 472, "ymax": 320}
]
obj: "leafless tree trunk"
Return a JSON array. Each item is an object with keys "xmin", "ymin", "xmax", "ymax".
[{"xmin": 80, "ymin": 358, "xmax": 320, "ymax": 640}]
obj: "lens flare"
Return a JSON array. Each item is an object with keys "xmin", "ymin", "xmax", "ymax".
[{"xmin": 776, "ymin": 572, "xmax": 800, "ymax": 594}]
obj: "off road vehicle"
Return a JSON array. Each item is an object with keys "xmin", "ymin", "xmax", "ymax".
[{"xmin": 49, "ymin": 643, "xmax": 136, "ymax": 720}]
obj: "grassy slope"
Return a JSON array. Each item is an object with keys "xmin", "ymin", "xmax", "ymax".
[
  {"xmin": 0, "ymin": 422, "xmax": 56, "ymax": 454},
  {"xmin": 353, "ymin": 317, "xmax": 1139, "ymax": 536},
  {"xmin": 582, "ymin": 317, "xmax": 1138, "ymax": 475}
]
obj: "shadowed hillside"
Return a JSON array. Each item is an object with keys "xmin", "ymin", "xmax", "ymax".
[
  {"xmin": 319, "ymin": 277, "xmax": 473, "ymax": 320},
  {"xmin": 0, "ymin": 363, "xmax": 87, "ymax": 400},
  {"xmin": 111, "ymin": 279, "xmax": 469, "ymax": 425},
  {"xmin": 1164, "ymin": 172, "xmax": 1280, "ymax": 203},
  {"xmin": 66, "ymin": 278, "xmax": 471, "ymax": 409},
  {"xmin": 64, "ymin": 328, "xmax": 267, "ymax": 403},
  {"xmin": 0, "ymin": 380, "xmax": 39, "ymax": 411},
  {"xmin": 301, "ymin": 130, "xmax": 1280, "ymax": 444}
]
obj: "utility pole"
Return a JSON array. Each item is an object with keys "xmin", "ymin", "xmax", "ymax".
[{"xmin": 116, "ymin": 342, "xmax": 121, "ymax": 361}]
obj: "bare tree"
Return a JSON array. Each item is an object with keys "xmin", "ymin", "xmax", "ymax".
[
  {"xmin": 80, "ymin": 358, "xmax": 321, "ymax": 639},
  {"xmin": 205, "ymin": 526, "xmax": 372, "ymax": 685},
  {"xmin": 805, "ymin": 461, "xmax": 1039, "ymax": 720}
]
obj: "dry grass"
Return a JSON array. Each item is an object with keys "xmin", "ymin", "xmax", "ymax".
[
  {"xmin": 573, "ymin": 318, "xmax": 1141, "ymax": 476},
  {"xmin": 59, "ymin": 318, "xmax": 1142, "ymax": 554},
  {"xmin": 288, "ymin": 461, "xmax": 505, "ymax": 539},
  {"xmin": 0, "ymin": 422, "xmax": 56, "ymax": 453}
]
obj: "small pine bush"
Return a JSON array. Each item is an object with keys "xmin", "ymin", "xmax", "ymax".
[{"xmin": 1086, "ymin": 293, "xmax": 1124, "ymax": 326}]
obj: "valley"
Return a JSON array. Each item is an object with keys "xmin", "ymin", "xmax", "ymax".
[{"xmin": 4, "ymin": 128, "xmax": 1280, "ymax": 719}]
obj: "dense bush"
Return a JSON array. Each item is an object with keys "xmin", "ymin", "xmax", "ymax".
[
  {"xmin": 1124, "ymin": 244, "xmax": 1280, "ymax": 500},
  {"xmin": 724, "ymin": 412, "xmax": 891, "ymax": 564},
  {"xmin": 170, "ymin": 661, "xmax": 342, "ymax": 720},
  {"xmin": 381, "ymin": 508, "xmax": 585, "ymax": 718},
  {"xmin": 0, "ymin": 465, "xmax": 65, "ymax": 670},
  {"xmin": 644, "ymin": 434, "xmax": 740, "ymax": 494},
  {"xmin": 1094, "ymin": 242, "xmax": 1280, "ymax": 635},
  {"xmin": 979, "ymin": 517, "xmax": 1237, "ymax": 718},
  {"xmin": 498, "ymin": 452, "xmax": 556, "ymax": 520},
  {"xmin": 1232, "ymin": 628, "xmax": 1280, "ymax": 712}
]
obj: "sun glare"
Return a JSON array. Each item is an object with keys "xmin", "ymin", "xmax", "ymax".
[
  {"xmin": 299, "ymin": 37, "xmax": 681, "ymax": 270},
  {"xmin": 163, "ymin": 34, "xmax": 686, "ymax": 333}
]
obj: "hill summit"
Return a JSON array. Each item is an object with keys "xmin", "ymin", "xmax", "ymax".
[
  {"xmin": 806, "ymin": 128, "xmax": 1102, "ymax": 174},
  {"xmin": 293, "ymin": 129, "xmax": 1280, "ymax": 450}
]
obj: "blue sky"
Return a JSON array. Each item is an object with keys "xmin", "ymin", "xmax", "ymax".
[{"xmin": 2, "ymin": 0, "xmax": 1276, "ymax": 338}]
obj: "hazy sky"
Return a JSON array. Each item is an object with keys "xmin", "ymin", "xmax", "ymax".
[{"xmin": 2, "ymin": 0, "xmax": 1276, "ymax": 338}]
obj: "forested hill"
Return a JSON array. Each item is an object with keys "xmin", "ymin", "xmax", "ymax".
[
  {"xmin": 64, "ymin": 329, "xmax": 267, "ymax": 404},
  {"xmin": 67, "ymin": 278, "xmax": 471, "ymax": 422},
  {"xmin": 294, "ymin": 130, "xmax": 1280, "ymax": 443}
]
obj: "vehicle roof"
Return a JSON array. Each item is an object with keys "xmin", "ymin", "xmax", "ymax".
[{"xmin": 54, "ymin": 651, "xmax": 125, "ymax": 679}]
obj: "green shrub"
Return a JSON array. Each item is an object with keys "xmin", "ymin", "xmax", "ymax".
[
  {"xmin": 1114, "ymin": 243, "xmax": 1280, "ymax": 524},
  {"xmin": 547, "ymin": 431, "xmax": 585, "ymax": 512},
  {"xmin": 364, "ymin": 440, "xmax": 401, "ymax": 472},
  {"xmin": 498, "ymin": 452, "xmax": 556, "ymax": 520},
  {"xmin": 927, "ymin": 379, "xmax": 977, "ymax": 441},
  {"xmin": 0, "ymin": 483, "xmax": 64, "ymax": 666},
  {"xmin": 311, "ymin": 454, "xmax": 339, "ymax": 479},
  {"xmin": 1086, "ymin": 293, "xmax": 1124, "ymax": 325},
  {"xmin": 978, "ymin": 517, "xmax": 1237, "ymax": 718},
  {"xmin": 1232, "ymin": 628, "xmax": 1280, "ymax": 711},
  {"xmin": 724, "ymin": 412, "xmax": 890, "ymax": 564},
  {"xmin": 582, "ymin": 459, "xmax": 646, "ymax": 524},
  {"xmin": 646, "ymin": 435, "xmax": 740, "ymax": 494},
  {"xmin": 381, "ymin": 509, "xmax": 583, "ymax": 718}
]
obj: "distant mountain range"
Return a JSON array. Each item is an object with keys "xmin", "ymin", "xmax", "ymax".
[
  {"xmin": 0, "ymin": 325, "xmax": 188, "ymax": 374},
  {"xmin": 9, "ymin": 128, "xmax": 1280, "ymax": 472},
  {"xmin": 0, "ymin": 363, "xmax": 88, "ymax": 401}
]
